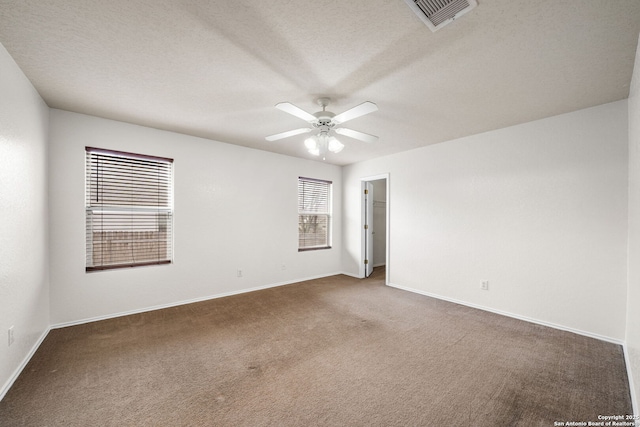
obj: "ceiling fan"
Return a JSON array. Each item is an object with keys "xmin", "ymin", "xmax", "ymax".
[{"xmin": 266, "ymin": 97, "xmax": 378, "ymax": 158}]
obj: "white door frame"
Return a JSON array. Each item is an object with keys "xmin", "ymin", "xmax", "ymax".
[
  {"xmin": 360, "ymin": 173, "xmax": 390, "ymax": 284},
  {"xmin": 363, "ymin": 181, "xmax": 374, "ymax": 278}
]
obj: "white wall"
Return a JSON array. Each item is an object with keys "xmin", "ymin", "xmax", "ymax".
[
  {"xmin": 343, "ymin": 101, "xmax": 629, "ymax": 341},
  {"xmin": 0, "ymin": 43, "xmax": 50, "ymax": 398},
  {"xmin": 626, "ymin": 34, "xmax": 640, "ymax": 413},
  {"xmin": 48, "ymin": 110, "xmax": 342, "ymax": 325}
]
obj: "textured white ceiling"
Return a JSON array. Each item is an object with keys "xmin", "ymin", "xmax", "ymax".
[{"xmin": 1, "ymin": 0, "xmax": 639, "ymax": 165}]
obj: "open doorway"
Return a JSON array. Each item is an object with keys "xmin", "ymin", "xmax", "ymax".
[{"xmin": 361, "ymin": 174, "xmax": 389, "ymax": 284}]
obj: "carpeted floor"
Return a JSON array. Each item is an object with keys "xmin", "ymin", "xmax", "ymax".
[{"xmin": 0, "ymin": 267, "xmax": 632, "ymax": 426}]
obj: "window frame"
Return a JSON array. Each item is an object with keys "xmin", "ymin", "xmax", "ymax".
[
  {"xmin": 298, "ymin": 176, "xmax": 332, "ymax": 251},
  {"xmin": 85, "ymin": 146, "xmax": 174, "ymax": 272}
]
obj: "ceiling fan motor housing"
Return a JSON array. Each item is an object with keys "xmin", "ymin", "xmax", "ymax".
[{"xmin": 314, "ymin": 115, "xmax": 335, "ymax": 133}]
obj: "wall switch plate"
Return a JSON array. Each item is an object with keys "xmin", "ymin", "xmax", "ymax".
[
  {"xmin": 8, "ymin": 326, "xmax": 15, "ymax": 346},
  {"xmin": 237, "ymin": 269, "xmax": 243, "ymax": 278},
  {"xmin": 481, "ymin": 281, "xmax": 489, "ymax": 290}
]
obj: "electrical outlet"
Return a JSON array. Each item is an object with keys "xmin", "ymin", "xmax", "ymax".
[
  {"xmin": 8, "ymin": 326, "xmax": 15, "ymax": 347},
  {"xmin": 481, "ymin": 281, "xmax": 489, "ymax": 291},
  {"xmin": 237, "ymin": 269, "xmax": 243, "ymax": 278},
  {"xmin": 281, "ymin": 264, "xmax": 286, "ymax": 270}
]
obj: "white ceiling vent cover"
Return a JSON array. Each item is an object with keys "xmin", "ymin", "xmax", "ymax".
[{"xmin": 404, "ymin": 0, "xmax": 478, "ymax": 32}]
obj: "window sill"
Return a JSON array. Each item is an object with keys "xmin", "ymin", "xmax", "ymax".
[
  {"xmin": 298, "ymin": 246, "xmax": 332, "ymax": 252},
  {"xmin": 86, "ymin": 260, "xmax": 172, "ymax": 272}
]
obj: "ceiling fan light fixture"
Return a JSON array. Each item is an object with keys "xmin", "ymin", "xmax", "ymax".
[
  {"xmin": 328, "ymin": 136, "xmax": 344, "ymax": 153},
  {"xmin": 304, "ymin": 137, "xmax": 317, "ymax": 150},
  {"xmin": 305, "ymin": 136, "xmax": 320, "ymax": 155},
  {"xmin": 305, "ymin": 133, "xmax": 343, "ymax": 156}
]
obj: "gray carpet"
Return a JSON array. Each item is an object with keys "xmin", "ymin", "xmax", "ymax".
[{"xmin": 0, "ymin": 267, "xmax": 632, "ymax": 426}]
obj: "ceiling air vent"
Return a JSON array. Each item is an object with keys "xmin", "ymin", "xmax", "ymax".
[{"xmin": 404, "ymin": 0, "xmax": 478, "ymax": 32}]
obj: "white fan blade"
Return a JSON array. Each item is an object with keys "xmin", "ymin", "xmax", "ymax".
[
  {"xmin": 334, "ymin": 128, "xmax": 378, "ymax": 143},
  {"xmin": 275, "ymin": 102, "xmax": 317, "ymax": 123},
  {"xmin": 332, "ymin": 101, "xmax": 378, "ymax": 124},
  {"xmin": 265, "ymin": 128, "xmax": 313, "ymax": 141}
]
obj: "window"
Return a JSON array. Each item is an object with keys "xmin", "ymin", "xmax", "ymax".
[
  {"xmin": 298, "ymin": 177, "xmax": 332, "ymax": 251},
  {"xmin": 85, "ymin": 147, "xmax": 173, "ymax": 271}
]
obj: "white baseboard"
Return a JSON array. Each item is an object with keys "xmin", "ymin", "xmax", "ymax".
[
  {"xmin": 623, "ymin": 344, "xmax": 639, "ymax": 416},
  {"xmin": 0, "ymin": 327, "xmax": 50, "ymax": 402},
  {"xmin": 339, "ymin": 271, "xmax": 362, "ymax": 279},
  {"xmin": 387, "ymin": 282, "xmax": 623, "ymax": 345},
  {"xmin": 51, "ymin": 272, "xmax": 347, "ymax": 329}
]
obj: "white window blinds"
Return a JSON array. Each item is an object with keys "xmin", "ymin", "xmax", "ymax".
[
  {"xmin": 298, "ymin": 177, "xmax": 332, "ymax": 250},
  {"xmin": 85, "ymin": 147, "xmax": 173, "ymax": 271}
]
